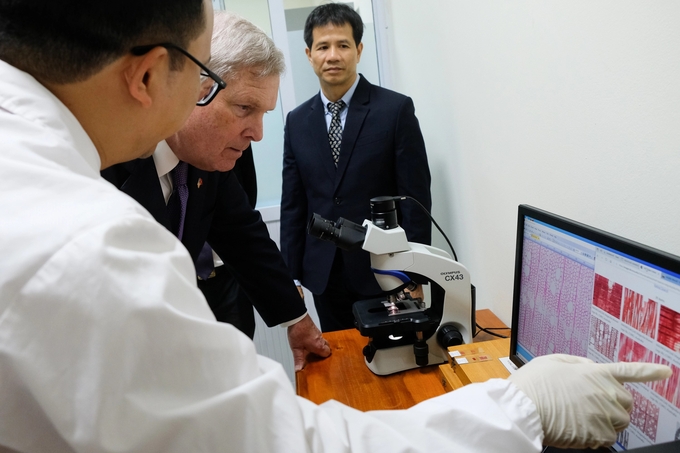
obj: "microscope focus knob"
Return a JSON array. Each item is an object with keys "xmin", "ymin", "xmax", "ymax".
[{"xmin": 437, "ymin": 324, "xmax": 464, "ymax": 348}]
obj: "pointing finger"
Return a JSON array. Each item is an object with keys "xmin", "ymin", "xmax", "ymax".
[{"xmin": 601, "ymin": 362, "xmax": 672, "ymax": 383}]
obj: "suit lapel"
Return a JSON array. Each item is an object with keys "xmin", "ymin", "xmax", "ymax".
[
  {"xmin": 334, "ymin": 75, "xmax": 370, "ymax": 190},
  {"xmin": 119, "ymin": 158, "xmax": 171, "ymax": 230},
  {"xmin": 307, "ymin": 94, "xmax": 337, "ymax": 182}
]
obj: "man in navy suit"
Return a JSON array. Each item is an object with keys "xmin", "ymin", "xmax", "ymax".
[
  {"xmin": 103, "ymin": 11, "xmax": 329, "ymax": 370},
  {"xmin": 280, "ymin": 3, "xmax": 432, "ymax": 332},
  {"xmin": 191, "ymin": 145, "xmax": 258, "ymax": 338}
]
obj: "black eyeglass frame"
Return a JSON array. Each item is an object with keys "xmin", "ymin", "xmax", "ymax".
[{"xmin": 130, "ymin": 42, "xmax": 226, "ymax": 106}]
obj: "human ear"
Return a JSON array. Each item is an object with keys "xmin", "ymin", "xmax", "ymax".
[
  {"xmin": 305, "ymin": 47, "xmax": 313, "ymax": 65},
  {"xmin": 124, "ymin": 47, "xmax": 170, "ymax": 109},
  {"xmin": 356, "ymin": 42, "xmax": 363, "ymax": 63}
]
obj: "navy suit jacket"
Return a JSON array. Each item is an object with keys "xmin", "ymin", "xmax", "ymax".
[
  {"xmin": 101, "ymin": 155, "xmax": 306, "ymax": 327},
  {"xmin": 280, "ymin": 75, "xmax": 432, "ymax": 296}
]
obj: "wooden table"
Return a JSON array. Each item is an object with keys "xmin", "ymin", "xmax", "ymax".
[
  {"xmin": 296, "ymin": 309, "xmax": 510, "ymax": 411},
  {"xmin": 439, "ymin": 338, "xmax": 512, "ymax": 391}
]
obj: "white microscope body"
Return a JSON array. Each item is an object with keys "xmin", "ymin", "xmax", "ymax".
[
  {"xmin": 355, "ymin": 220, "xmax": 474, "ymax": 375},
  {"xmin": 307, "ymin": 197, "xmax": 474, "ymax": 376}
]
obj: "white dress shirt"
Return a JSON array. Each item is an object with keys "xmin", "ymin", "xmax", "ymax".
[
  {"xmin": 0, "ymin": 59, "xmax": 543, "ymax": 453},
  {"xmin": 152, "ymin": 139, "xmax": 180, "ymax": 204}
]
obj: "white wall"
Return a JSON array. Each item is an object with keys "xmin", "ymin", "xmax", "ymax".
[{"xmin": 384, "ymin": 0, "xmax": 680, "ymax": 326}]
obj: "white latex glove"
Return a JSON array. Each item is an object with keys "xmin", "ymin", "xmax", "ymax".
[{"xmin": 508, "ymin": 354, "xmax": 672, "ymax": 449}]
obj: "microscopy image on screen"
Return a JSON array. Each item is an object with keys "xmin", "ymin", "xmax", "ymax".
[
  {"xmin": 621, "ymin": 288, "xmax": 659, "ymax": 339},
  {"xmin": 627, "ymin": 384, "xmax": 661, "ymax": 443},
  {"xmin": 651, "ymin": 355, "xmax": 680, "ymax": 409},
  {"xmin": 593, "ymin": 273, "xmax": 623, "ymax": 319},
  {"xmin": 658, "ymin": 305, "xmax": 680, "ymax": 353},
  {"xmin": 518, "ymin": 238, "xmax": 592, "ymax": 358},
  {"xmin": 618, "ymin": 333, "xmax": 655, "ymax": 363},
  {"xmin": 589, "ymin": 316, "xmax": 619, "ymax": 361}
]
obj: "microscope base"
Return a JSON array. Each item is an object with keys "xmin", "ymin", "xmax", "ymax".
[{"xmin": 364, "ymin": 338, "xmax": 448, "ymax": 375}]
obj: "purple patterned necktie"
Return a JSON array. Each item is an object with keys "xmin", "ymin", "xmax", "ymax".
[
  {"xmin": 196, "ymin": 242, "xmax": 215, "ymax": 280},
  {"xmin": 327, "ymin": 100, "xmax": 345, "ymax": 167},
  {"xmin": 170, "ymin": 161, "xmax": 189, "ymax": 240}
]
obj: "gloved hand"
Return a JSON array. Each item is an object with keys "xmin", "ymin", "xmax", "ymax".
[{"xmin": 508, "ymin": 354, "xmax": 672, "ymax": 449}]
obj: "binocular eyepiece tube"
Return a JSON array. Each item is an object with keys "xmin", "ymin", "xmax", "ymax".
[
  {"xmin": 307, "ymin": 196, "xmax": 401, "ymax": 250},
  {"xmin": 307, "ymin": 214, "xmax": 367, "ymax": 251}
]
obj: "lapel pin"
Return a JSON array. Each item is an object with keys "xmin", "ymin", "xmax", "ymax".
[{"xmin": 197, "ymin": 178, "xmax": 203, "ymax": 189}]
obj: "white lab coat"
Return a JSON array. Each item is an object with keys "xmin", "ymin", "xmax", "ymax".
[{"xmin": 0, "ymin": 59, "xmax": 544, "ymax": 453}]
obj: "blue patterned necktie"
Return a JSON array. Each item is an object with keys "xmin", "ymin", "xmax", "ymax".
[
  {"xmin": 169, "ymin": 161, "xmax": 189, "ymax": 240},
  {"xmin": 327, "ymin": 100, "xmax": 345, "ymax": 167}
]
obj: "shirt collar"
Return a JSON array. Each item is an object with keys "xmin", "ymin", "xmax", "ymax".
[
  {"xmin": 320, "ymin": 74, "xmax": 361, "ymax": 114},
  {"xmin": 152, "ymin": 140, "xmax": 180, "ymax": 178}
]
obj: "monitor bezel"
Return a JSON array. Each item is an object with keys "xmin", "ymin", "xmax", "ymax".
[{"xmin": 509, "ymin": 204, "xmax": 680, "ymax": 368}]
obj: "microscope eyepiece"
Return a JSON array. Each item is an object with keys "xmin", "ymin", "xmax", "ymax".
[
  {"xmin": 370, "ymin": 196, "xmax": 399, "ymax": 230},
  {"xmin": 307, "ymin": 213, "xmax": 367, "ymax": 251},
  {"xmin": 307, "ymin": 214, "xmax": 338, "ymax": 241}
]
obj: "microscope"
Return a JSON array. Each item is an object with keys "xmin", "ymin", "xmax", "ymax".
[{"xmin": 308, "ymin": 196, "xmax": 474, "ymax": 375}]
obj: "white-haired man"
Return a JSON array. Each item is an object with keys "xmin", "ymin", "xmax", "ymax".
[{"xmin": 102, "ymin": 11, "xmax": 331, "ymax": 368}]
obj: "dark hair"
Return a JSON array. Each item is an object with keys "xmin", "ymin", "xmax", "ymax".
[
  {"xmin": 0, "ymin": 0, "xmax": 205, "ymax": 84},
  {"xmin": 303, "ymin": 3, "xmax": 363, "ymax": 49}
]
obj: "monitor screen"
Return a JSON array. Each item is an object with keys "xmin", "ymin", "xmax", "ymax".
[{"xmin": 509, "ymin": 205, "xmax": 680, "ymax": 451}]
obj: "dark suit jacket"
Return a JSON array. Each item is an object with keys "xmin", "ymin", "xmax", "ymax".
[
  {"xmin": 101, "ymin": 150, "xmax": 306, "ymax": 327},
  {"xmin": 280, "ymin": 75, "xmax": 432, "ymax": 296},
  {"xmin": 232, "ymin": 145, "xmax": 257, "ymax": 209}
]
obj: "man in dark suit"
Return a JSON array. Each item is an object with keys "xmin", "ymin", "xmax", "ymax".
[
  {"xmin": 103, "ymin": 11, "xmax": 329, "ymax": 370},
  {"xmin": 192, "ymin": 145, "xmax": 257, "ymax": 338},
  {"xmin": 280, "ymin": 3, "xmax": 432, "ymax": 332}
]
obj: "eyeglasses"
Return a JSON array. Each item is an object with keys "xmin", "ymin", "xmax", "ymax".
[{"xmin": 131, "ymin": 42, "xmax": 226, "ymax": 106}]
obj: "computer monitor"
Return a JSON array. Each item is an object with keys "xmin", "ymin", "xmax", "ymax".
[{"xmin": 509, "ymin": 205, "xmax": 680, "ymax": 451}]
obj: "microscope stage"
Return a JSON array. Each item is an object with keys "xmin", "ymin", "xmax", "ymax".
[{"xmin": 352, "ymin": 297, "xmax": 440, "ymax": 338}]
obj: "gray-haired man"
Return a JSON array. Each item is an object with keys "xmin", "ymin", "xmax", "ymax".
[{"xmin": 102, "ymin": 11, "xmax": 330, "ymax": 369}]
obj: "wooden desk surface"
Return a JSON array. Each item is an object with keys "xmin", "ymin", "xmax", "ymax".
[
  {"xmin": 296, "ymin": 309, "xmax": 510, "ymax": 411},
  {"xmin": 439, "ymin": 338, "xmax": 511, "ymax": 391}
]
